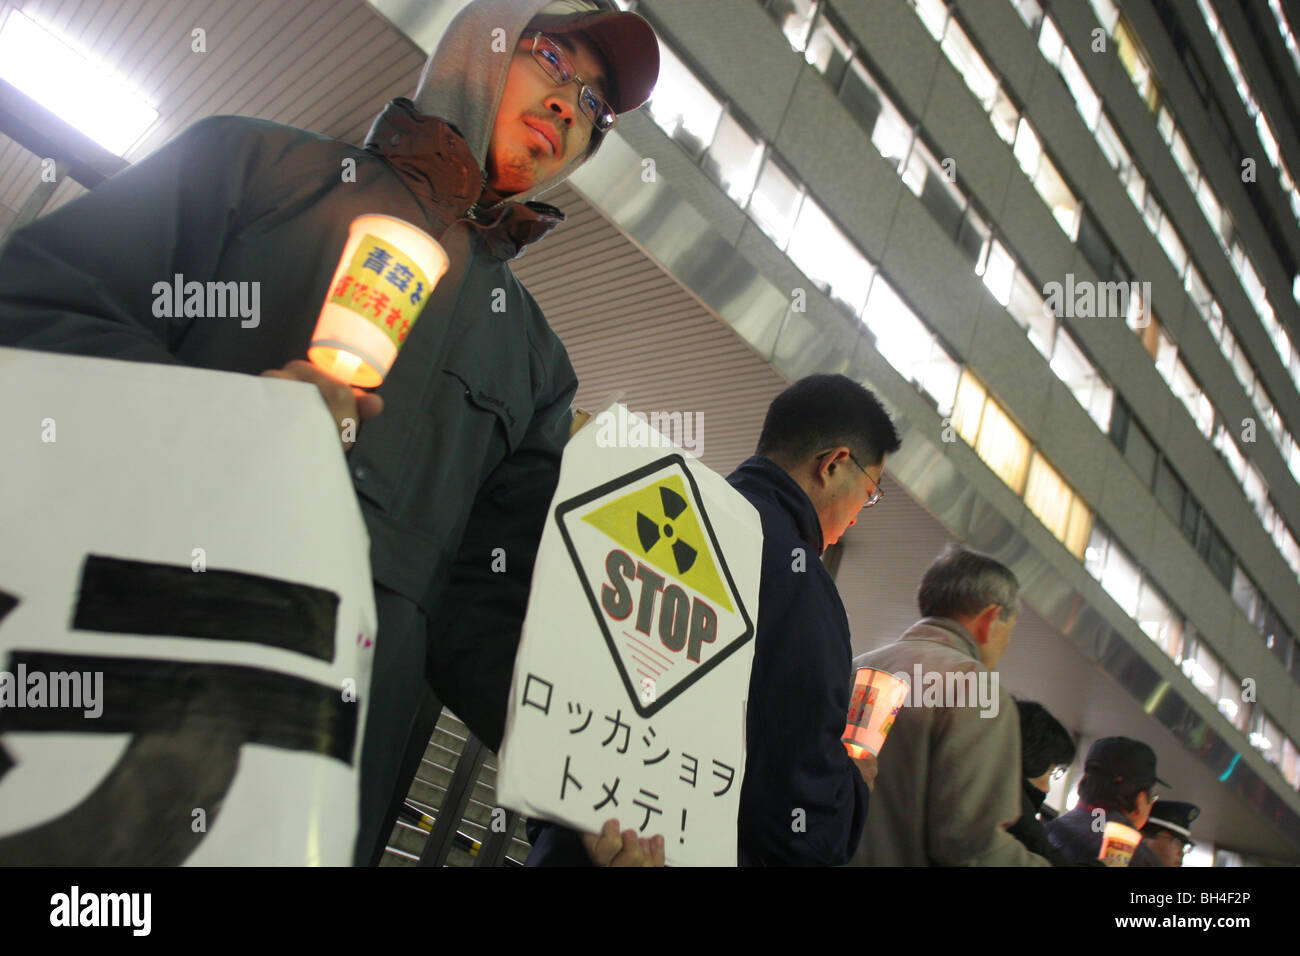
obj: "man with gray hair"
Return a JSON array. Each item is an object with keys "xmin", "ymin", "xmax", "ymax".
[{"xmin": 848, "ymin": 546, "xmax": 1050, "ymax": 866}]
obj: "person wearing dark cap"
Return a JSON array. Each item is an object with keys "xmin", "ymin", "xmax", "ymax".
[
  {"xmin": 0, "ymin": 0, "xmax": 660, "ymax": 865},
  {"xmin": 1142, "ymin": 801, "xmax": 1200, "ymax": 867},
  {"xmin": 1044, "ymin": 737, "xmax": 1168, "ymax": 867},
  {"xmin": 1006, "ymin": 700, "xmax": 1076, "ymax": 866}
]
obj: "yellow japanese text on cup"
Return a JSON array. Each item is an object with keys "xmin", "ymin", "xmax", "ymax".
[
  {"xmin": 308, "ymin": 215, "xmax": 449, "ymax": 388},
  {"xmin": 842, "ymin": 667, "xmax": 910, "ymax": 759},
  {"xmin": 1098, "ymin": 821, "xmax": 1141, "ymax": 867}
]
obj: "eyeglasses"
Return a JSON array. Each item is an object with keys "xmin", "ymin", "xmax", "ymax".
[
  {"xmin": 818, "ymin": 450, "xmax": 884, "ymax": 509},
  {"xmin": 527, "ymin": 33, "xmax": 617, "ymax": 133},
  {"xmin": 1050, "ymin": 765, "xmax": 1068, "ymax": 782}
]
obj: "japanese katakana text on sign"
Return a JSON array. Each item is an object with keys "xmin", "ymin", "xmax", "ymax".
[{"xmin": 498, "ymin": 406, "xmax": 762, "ymax": 866}]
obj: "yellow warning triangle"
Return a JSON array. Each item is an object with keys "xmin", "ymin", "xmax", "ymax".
[{"xmin": 583, "ymin": 474, "xmax": 734, "ymax": 613}]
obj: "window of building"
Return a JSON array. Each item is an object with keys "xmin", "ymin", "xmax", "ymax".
[
  {"xmin": 860, "ymin": 278, "xmax": 961, "ymax": 415},
  {"xmin": 1100, "ymin": 536, "xmax": 1142, "ymax": 617},
  {"xmin": 980, "ymin": 239, "xmax": 1015, "ymax": 306},
  {"xmin": 1154, "ymin": 458, "xmax": 1186, "ymax": 522},
  {"xmin": 1218, "ymin": 664, "xmax": 1249, "ymax": 732},
  {"xmin": 1231, "ymin": 565, "xmax": 1260, "ymax": 622},
  {"xmin": 903, "ymin": 138, "xmax": 966, "ymax": 238},
  {"xmin": 769, "ymin": 0, "xmax": 819, "ymax": 51},
  {"xmin": 1007, "ymin": 268, "xmax": 1056, "ymax": 358},
  {"xmin": 1184, "ymin": 265, "xmax": 1213, "ymax": 316},
  {"xmin": 1059, "ymin": 47, "xmax": 1102, "ymax": 130},
  {"xmin": 1136, "ymin": 580, "xmax": 1183, "ymax": 659},
  {"xmin": 1213, "ymin": 425, "xmax": 1246, "ymax": 483},
  {"xmin": 1033, "ymin": 156, "xmax": 1081, "ymax": 239},
  {"xmin": 1013, "ymin": 117, "xmax": 1042, "ymax": 179},
  {"xmin": 911, "ymin": 0, "xmax": 949, "ymax": 42},
  {"xmin": 1084, "ymin": 522, "xmax": 1110, "ymax": 581},
  {"xmin": 1024, "ymin": 452, "xmax": 1091, "ymax": 558},
  {"xmin": 1038, "ymin": 16, "xmax": 1065, "ymax": 68},
  {"xmin": 805, "ymin": 10, "xmax": 852, "ymax": 89},
  {"xmin": 1156, "ymin": 213, "xmax": 1188, "ymax": 276},
  {"xmin": 942, "ymin": 19, "xmax": 1000, "ymax": 111},
  {"xmin": 1282, "ymin": 738, "xmax": 1300, "ymax": 790},
  {"xmin": 1088, "ymin": 0, "xmax": 1120, "ymax": 34},
  {"xmin": 1122, "ymin": 164, "xmax": 1147, "ymax": 211},
  {"xmin": 1180, "ymin": 636, "xmax": 1222, "ymax": 698},
  {"xmin": 1170, "ymin": 128, "xmax": 1199, "ymax": 186},
  {"xmin": 1050, "ymin": 330, "xmax": 1112, "ymax": 429},
  {"xmin": 1093, "ymin": 114, "xmax": 1130, "ymax": 174},
  {"xmin": 1251, "ymin": 712, "xmax": 1283, "ymax": 767},
  {"xmin": 990, "ymin": 86, "xmax": 1020, "ymax": 145},
  {"xmin": 1076, "ymin": 211, "xmax": 1118, "ymax": 279},
  {"xmin": 646, "ymin": 44, "xmax": 723, "ymax": 160},
  {"xmin": 1121, "ymin": 413, "xmax": 1157, "ymax": 486},
  {"xmin": 956, "ymin": 205, "xmax": 992, "ymax": 269},
  {"xmin": 1114, "ymin": 19, "xmax": 1157, "ymax": 109},
  {"xmin": 1011, "ymin": 0, "xmax": 1044, "ymax": 32},
  {"xmin": 1242, "ymin": 462, "xmax": 1269, "ymax": 522},
  {"xmin": 704, "ymin": 110, "xmax": 764, "ymax": 205},
  {"xmin": 1167, "ymin": 358, "xmax": 1215, "ymax": 439},
  {"xmin": 787, "ymin": 197, "xmax": 873, "ymax": 316},
  {"xmin": 975, "ymin": 398, "xmax": 1032, "ymax": 494},
  {"xmin": 850, "ymin": 61, "xmax": 912, "ymax": 170},
  {"xmin": 748, "ymin": 152, "xmax": 804, "ymax": 249},
  {"xmin": 952, "ymin": 370, "xmax": 988, "ymax": 445}
]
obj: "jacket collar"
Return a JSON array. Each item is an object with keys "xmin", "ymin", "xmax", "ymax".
[
  {"xmin": 728, "ymin": 456, "xmax": 824, "ymax": 555},
  {"xmin": 900, "ymin": 617, "xmax": 982, "ymax": 663},
  {"xmin": 363, "ymin": 99, "xmax": 565, "ymax": 261}
]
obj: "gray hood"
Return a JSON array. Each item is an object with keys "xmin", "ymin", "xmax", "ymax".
[{"xmin": 411, "ymin": 0, "xmax": 614, "ymax": 208}]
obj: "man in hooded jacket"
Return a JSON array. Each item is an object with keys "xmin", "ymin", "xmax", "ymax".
[{"xmin": 0, "ymin": 0, "xmax": 659, "ymax": 865}]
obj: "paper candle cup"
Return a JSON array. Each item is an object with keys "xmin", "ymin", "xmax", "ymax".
[
  {"xmin": 308, "ymin": 214, "xmax": 449, "ymax": 388},
  {"xmin": 842, "ymin": 667, "xmax": 911, "ymax": 759},
  {"xmin": 1098, "ymin": 821, "xmax": 1142, "ymax": 867}
]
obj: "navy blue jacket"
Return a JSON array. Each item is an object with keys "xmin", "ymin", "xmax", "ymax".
[
  {"xmin": 526, "ymin": 456, "xmax": 868, "ymax": 865},
  {"xmin": 1045, "ymin": 805, "xmax": 1163, "ymax": 867}
]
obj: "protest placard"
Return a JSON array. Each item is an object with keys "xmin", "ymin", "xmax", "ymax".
[{"xmin": 497, "ymin": 405, "xmax": 762, "ymax": 866}]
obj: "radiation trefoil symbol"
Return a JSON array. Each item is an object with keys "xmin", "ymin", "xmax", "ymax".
[{"xmin": 555, "ymin": 455, "xmax": 754, "ymax": 717}]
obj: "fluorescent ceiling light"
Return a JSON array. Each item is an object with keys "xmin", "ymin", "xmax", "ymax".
[{"xmin": 0, "ymin": 9, "xmax": 158, "ymax": 157}]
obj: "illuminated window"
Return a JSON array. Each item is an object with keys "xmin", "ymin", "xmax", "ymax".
[
  {"xmin": 1156, "ymin": 214, "xmax": 1187, "ymax": 276},
  {"xmin": 1024, "ymin": 452, "xmax": 1092, "ymax": 558},
  {"xmin": 951, "ymin": 370, "xmax": 988, "ymax": 445},
  {"xmin": 912, "ymin": 0, "xmax": 949, "ymax": 41},
  {"xmin": 787, "ymin": 197, "xmax": 873, "ymax": 316},
  {"xmin": 646, "ymin": 44, "xmax": 723, "ymax": 159},
  {"xmin": 748, "ymin": 153, "xmax": 804, "ymax": 248},
  {"xmin": 1184, "ymin": 265, "xmax": 1213, "ymax": 316},
  {"xmin": 1114, "ymin": 19, "xmax": 1157, "ymax": 110},
  {"xmin": 704, "ymin": 111, "xmax": 764, "ymax": 205},
  {"xmin": 1033, "ymin": 156, "xmax": 1081, "ymax": 239},
  {"xmin": 1218, "ymin": 665, "xmax": 1247, "ymax": 730},
  {"xmin": 1180, "ymin": 636, "xmax": 1222, "ymax": 699},
  {"xmin": 974, "ymin": 398, "xmax": 1032, "ymax": 494},
  {"xmin": 989, "ymin": 87, "xmax": 1020, "ymax": 144},
  {"xmin": 839, "ymin": 59, "xmax": 913, "ymax": 169},
  {"xmin": 1084, "ymin": 523, "xmax": 1110, "ymax": 581},
  {"xmin": 1170, "ymin": 129, "xmax": 1199, "ymax": 186},
  {"xmin": 806, "ymin": 12, "xmax": 852, "ymax": 88},
  {"xmin": 1100, "ymin": 537, "xmax": 1142, "ymax": 617},
  {"xmin": 1093, "ymin": 114, "xmax": 1130, "ymax": 174},
  {"xmin": 1059, "ymin": 47, "xmax": 1101, "ymax": 130},
  {"xmin": 1282, "ymin": 738, "xmax": 1300, "ymax": 790},
  {"xmin": 1214, "ymin": 425, "xmax": 1246, "ymax": 483},
  {"xmin": 1251, "ymin": 713, "xmax": 1283, "ymax": 767},
  {"xmin": 1013, "ymin": 118, "xmax": 1042, "ymax": 179},
  {"xmin": 1231, "ymin": 565, "xmax": 1260, "ymax": 622},
  {"xmin": 770, "ymin": 0, "xmax": 819, "ymax": 51},
  {"xmin": 1136, "ymin": 581, "xmax": 1183, "ymax": 660},
  {"xmin": 942, "ymin": 20, "xmax": 999, "ymax": 111},
  {"xmin": 861, "ymin": 277, "xmax": 962, "ymax": 415},
  {"xmin": 903, "ymin": 138, "xmax": 966, "ymax": 238},
  {"xmin": 956, "ymin": 205, "xmax": 992, "ymax": 269},
  {"xmin": 1037, "ymin": 16, "xmax": 1064, "ymax": 67},
  {"xmin": 980, "ymin": 239, "xmax": 1015, "ymax": 306},
  {"xmin": 1007, "ymin": 268, "xmax": 1056, "ymax": 358},
  {"xmin": 1050, "ymin": 331, "xmax": 1112, "ymax": 429},
  {"xmin": 1010, "ymin": 0, "xmax": 1044, "ymax": 32},
  {"xmin": 1242, "ymin": 463, "xmax": 1269, "ymax": 523},
  {"xmin": 1088, "ymin": 0, "xmax": 1119, "ymax": 33}
]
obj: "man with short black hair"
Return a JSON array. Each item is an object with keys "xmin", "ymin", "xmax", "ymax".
[
  {"xmin": 527, "ymin": 374, "xmax": 901, "ymax": 865},
  {"xmin": 1141, "ymin": 800, "xmax": 1199, "ymax": 867},
  {"xmin": 1045, "ymin": 737, "xmax": 1167, "ymax": 867},
  {"xmin": 1007, "ymin": 700, "xmax": 1076, "ymax": 865},
  {"xmin": 849, "ymin": 546, "xmax": 1051, "ymax": 866}
]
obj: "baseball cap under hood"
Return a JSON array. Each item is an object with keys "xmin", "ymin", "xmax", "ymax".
[{"xmin": 410, "ymin": 0, "xmax": 657, "ymax": 208}]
